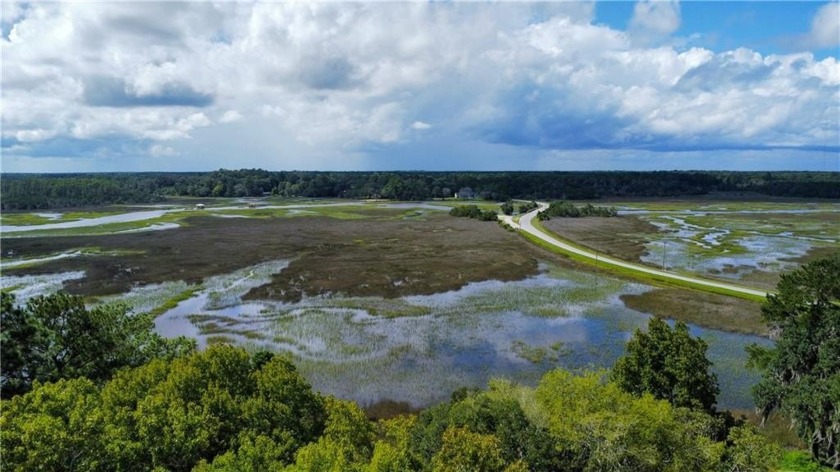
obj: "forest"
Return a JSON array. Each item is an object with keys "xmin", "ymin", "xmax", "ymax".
[
  {"xmin": 2, "ymin": 256, "xmax": 838, "ymax": 471},
  {"xmin": 2, "ymin": 169, "xmax": 840, "ymax": 209}
]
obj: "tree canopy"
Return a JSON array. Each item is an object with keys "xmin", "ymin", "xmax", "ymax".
[
  {"xmin": 1, "ymin": 345, "xmax": 785, "ymax": 472},
  {"xmin": 537, "ymin": 201, "xmax": 618, "ymax": 219},
  {"xmin": 3, "ymin": 170, "xmax": 839, "ymax": 210},
  {"xmin": 1, "ymin": 346, "xmax": 327, "ymax": 472},
  {"xmin": 449, "ymin": 205, "xmax": 499, "ymax": 221},
  {"xmin": 749, "ymin": 254, "xmax": 840, "ymax": 468},
  {"xmin": 611, "ymin": 317, "xmax": 720, "ymax": 412},
  {"xmin": 0, "ymin": 292, "xmax": 194, "ymax": 398}
]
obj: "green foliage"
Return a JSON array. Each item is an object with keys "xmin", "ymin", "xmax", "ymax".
[
  {"xmin": 537, "ymin": 201, "xmax": 618, "ymax": 220},
  {"xmin": 298, "ymin": 397, "xmax": 376, "ymax": 467},
  {"xmin": 367, "ymin": 416, "xmax": 416, "ymax": 472},
  {"xmin": 446, "ymin": 393, "xmax": 564, "ymax": 470},
  {"xmin": 611, "ymin": 317, "xmax": 720, "ymax": 412},
  {"xmin": 0, "ymin": 343, "xmax": 796, "ymax": 472},
  {"xmin": 449, "ymin": 205, "xmax": 499, "ymax": 221},
  {"xmin": 778, "ymin": 450, "xmax": 835, "ymax": 471},
  {"xmin": 722, "ymin": 425, "xmax": 782, "ymax": 472},
  {"xmin": 431, "ymin": 427, "xmax": 507, "ymax": 472},
  {"xmin": 0, "ymin": 378, "xmax": 103, "ymax": 471},
  {"xmin": 536, "ymin": 369, "xmax": 735, "ymax": 471},
  {"xmin": 517, "ymin": 201, "xmax": 539, "ymax": 214},
  {"xmin": 0, "ymin": 346, "xmax": 326, "ymax": 472},
  {"xmin": 500, "ymin": 200, "xmax": 514, "ymax": 216},
  {"xmin": 749, "ymin": 255, "xmax": 840, "ymax": 468},
  {"xmin": 4, "ymin": 170, "xmax": 839, "ymax": 210},
  {"xmin": 0, "ymin": 292, "xmax": 194, "ymax": 398}
]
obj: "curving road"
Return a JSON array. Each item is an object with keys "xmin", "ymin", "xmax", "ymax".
[{"xmin": 500, "ymin": 205, "xmax": 770, "ymax": 299}]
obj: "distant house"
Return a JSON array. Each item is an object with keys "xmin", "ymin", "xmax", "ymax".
[
  {"xmin": 195, "ymin": 203, "xmax": 205, "ymax": 210},
  {"xmin": 455, "ymin": 187, "xmax": 474, "ymax": 199}
]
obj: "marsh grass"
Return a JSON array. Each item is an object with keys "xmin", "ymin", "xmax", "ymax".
[
  {"xmin": 141, "ymin": 258, "xmax": 769, "ymax": 410},
  {"xmin": 324, "ymin": 297, "xmax": 432, "ymax": 318},
  {"xmin": 206, "ymin": 335, "xmax": 236, "ymax": 345},
  {"xmin": 522, "ymin": 223, "xmax": 765, "ymax": 302},
  {"xmin": 0, "ymin": 210, "xmax": 125, "ymax": 226},
  {"xmin": 0, "ymin": 271, "xmax": 87, "ymax": 302},
  {"xmin": 510, "ymin": 340, "xmax": 570, "ymax": 364},
  {"xmin": 433, "ymin": 201, "xmax": 502, "ymax": 211},
  {"xmin": 638, "ymin": 210, "xmax": 838, "ymax": 286},
  {"xmin": 3, "ymin": 211, "xmax": 188, "ymax": 237},
  {"xmin": 0, "ymin": 213, "xmax": 59, "ymax": 226},
  {"xmin": 620, "ymin": 288, "xmax": 766, "ymax": 335},
  {"xmin": 614, "ymin": 200, "xmax": 840, "ymax": 212},
  {"xmin": 0, "ymin": 248, "xmax": 146, "ymax": 270},
  {"xmin": 95, "ymin": 280, "xmax": 199, "ymax": 316}
]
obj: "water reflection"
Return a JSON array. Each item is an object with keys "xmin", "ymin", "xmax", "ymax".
[{"xmin": 154, "ymin": 268, "xmax": 769, "ymax": 410}]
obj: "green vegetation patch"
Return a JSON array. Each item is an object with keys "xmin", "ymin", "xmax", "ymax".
[
  {"xmin": 778, "ymin": 451, "xmax": 833, "ymax": 471},
  {"xmin": 324, "ymin": 297, "xmax": 432, "ymax": 318},
  {"xmin": 527, "ymin": 219, "xmax": 768, "ymax": 303},
  {"xmin": 510, "ymin": 340, "xmax": 571, "ymax": 364},
  {"xmin": 2, "ymin": 211, "xmax": 187, "ymax": 237},
  {"xmin": 620, "ymin": 288, "xmax": 766, "ymax": 336}
]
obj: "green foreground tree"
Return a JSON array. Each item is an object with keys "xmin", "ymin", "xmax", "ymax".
[
  {"xmin": 0, "ymin": 292, "xmax": 194, "ymax": 398},
  {"xmin": 749, "ymin": 255, "xmax": 840, "ymax": 468},
  {"xmin": 2, "ymin": 346, "xmax": 327, "ymax": 472},
  {"xmin": 611, "ymin": 317, "xmax": 720, "ymax": 412},
  {"xmin": 2, "ymin": 345, "xmax": 783, "ymax": 471}
]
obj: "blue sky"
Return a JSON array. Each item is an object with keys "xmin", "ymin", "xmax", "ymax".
[
  {"xmin": 1, "ymin": 1, "xmax": 838, "ymax": 172},
  {"xmin": 597, "ymin": 2, "xmax": 838, "ymax": 58}
]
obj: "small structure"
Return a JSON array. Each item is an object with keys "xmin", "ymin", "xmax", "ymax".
[
  {"xmin": 455, "ymin": 187, "xmax": 474, "ymax": 199},
  {"xmin": 195, "ymin": 203, "xmax": 205, "ymax": 210}
]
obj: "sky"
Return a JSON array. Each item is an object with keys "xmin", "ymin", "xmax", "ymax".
[{"xmin": 1, "ymin": 1, "xmax": 839, "ymax": 173}]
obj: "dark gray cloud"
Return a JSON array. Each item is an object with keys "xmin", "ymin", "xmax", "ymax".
[
  {"xmin": 1, "ymin": 134, "xmax": 152, "ymax": 159},
  {"xmin": 109, "ymin": 14, "xmax": 183, "ymax": 43},
  {"xmin": 674, "ymin": 56, "xmax": 775, "ymax": 92},
  {"xmin": 298, "ymin": 57, "xmax": 359, "ymax": 90},
  {"xmin": 474, "ymin": 79, "xmax": 840, "ymax": 154},
  {"xmin": 83, "ymin": 76, "xmax": 214, "ymax": 108},
  {"xmin": 478, "ymin": 82, "xmax": 633, "ymax": 150}
]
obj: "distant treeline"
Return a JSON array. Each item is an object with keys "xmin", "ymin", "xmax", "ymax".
[
  {"xmin": 538, "ymin": 201, "xmax": 619, "ymax": 219},
  {"xmin": 2, "ymin": 169, "xmax": 839, "ymax": 210}
]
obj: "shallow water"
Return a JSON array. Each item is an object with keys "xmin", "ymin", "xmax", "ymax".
[
  {"xmin": 34, "ymin": 212, "xmax": 63, "ymax": 220},
  {"xmin": 639, "ymin": 211, "xmax": 833, "ymax": 280},
  {"xmin": 0, "ymin": 201, "xmax": 458, "ymax": 234},
  {"xmin": 0, "ymin": 209, "xmax": 180, "ymax": 233},
  {"xmin": 378, "ymin": 202, "xmax": 451, "ymax": 211},
  {"xmin": 153, "ymin": 263, "xmax": 768, "ymax": 410},
  {"xmin": 0, "ymin": 250, "xmax": 83, "ymax": 269},
  {"xmin": 0, "ymin": 271, "xmax": 86, "ymax": 302}
]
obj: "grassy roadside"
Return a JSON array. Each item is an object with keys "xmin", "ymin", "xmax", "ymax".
[{"xmin": 521, "ymin": 219, "xmax": 769, "ymax": 303}]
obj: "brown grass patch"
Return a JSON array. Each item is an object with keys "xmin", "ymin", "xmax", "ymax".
[
  {"xmin": 541, "ymin": 216, "xmax": 659, "ymax": 262},
  {"xmin": 620, "ymin": 288, "xmax": 767, "ymax": 336},
  {"xmin": 2, "ymin": 214, "xmax": 541, "ymax": 300},
  {"xmin": 731, "ymin": 409, "xmax": 806, "ymax": 449}
]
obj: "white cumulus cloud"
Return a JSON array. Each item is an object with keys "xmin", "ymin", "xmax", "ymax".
[
  {"xmin": 150, "ymin": 144, "xmax": 179, "ymax": 157},
  {"xmin": 628, "ymin": 0, "xmax": 681, "ymax": 46},
  {"xmin": 810, "ymin": 2, "xmax": 840, "ymax": 48},
  {"xmin": 0, "ymin": 2, "xmax": 836, "ymax": 172},
  {"xmin": 219, "ymin": 110, "xmax": 243, "ymax": 123}
]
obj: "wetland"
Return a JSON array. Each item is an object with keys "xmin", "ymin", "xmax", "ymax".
[{"xmin": 2, "ymin": 198, "xmax": 836, "ymax": 414}]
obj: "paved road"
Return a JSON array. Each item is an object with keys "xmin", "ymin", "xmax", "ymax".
[{"xmin": 500, "ymin": 205, "xmax": 770, "ymax": 299}]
